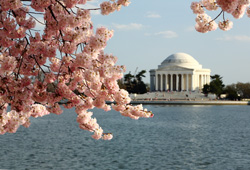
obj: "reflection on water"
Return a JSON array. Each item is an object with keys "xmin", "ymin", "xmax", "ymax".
[{"xmin": 1, "ymin": 105, "xmax": 250, "ymax": 170}]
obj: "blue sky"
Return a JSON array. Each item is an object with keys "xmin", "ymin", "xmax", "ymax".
[{"xmin": 90, "ymin": 1, "xmax": 250, "ymax": 85}]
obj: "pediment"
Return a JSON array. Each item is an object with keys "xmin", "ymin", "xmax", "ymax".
[{"xmin": 157, "ymin": 65, "xmax": 194, "ymax": 71}]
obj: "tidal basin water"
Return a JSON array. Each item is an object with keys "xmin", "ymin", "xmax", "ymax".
[{"xmin": 1, "ymin": 105, "xmax": 250, "ymax": 170}]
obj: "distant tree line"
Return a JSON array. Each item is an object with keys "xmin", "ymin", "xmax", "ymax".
[
  {"xmin": 203, "ymin": 74, "xmax": 250, "ymax": 100},
  {"xmin": 224, "ymin": 83, "xmax": 250, "ymax": 100}
]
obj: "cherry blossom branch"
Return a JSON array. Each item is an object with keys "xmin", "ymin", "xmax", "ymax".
[
  {"xmin": 26, "ymin": 12, "xmax": 45, "ymax": 25},
  {"xmin": 55, "ymin": 0, "xmax": 71, "ymax": 14},
  {"xmin": 207, "ymin": 10, "xmax": 223, "ymax": 25},
  {"xmin": 16, "ymin": 37, "xmax": 29, "ymax": 80},
  {"xmin": 212, "ymin": 10, "xmax": 223, "ymax": 22},
  {"xmin": 191, "ymin": 1, "xmax": 250, "ymax": 32},
  {"xmin": 48, "ymin": 6, "xmax": 58, "ymax": 24},
  {"xmin": 32, "ymin": 55, "xmax": 46, "ymax": 74},
  {"xmin": 0, "ymin": 0, "xmax": 153, "ymax": 140}
]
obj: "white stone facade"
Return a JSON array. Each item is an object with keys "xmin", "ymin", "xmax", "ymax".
[{"xmin": 150, "ymin": 53, "xmax": 211, "ymax": 92}]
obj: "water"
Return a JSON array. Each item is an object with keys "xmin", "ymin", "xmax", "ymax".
[{"xmin": 1, "ymin": 105, "xmax": 250, "ymax": 170}]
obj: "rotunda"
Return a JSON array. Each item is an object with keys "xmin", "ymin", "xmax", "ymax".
[{"xmin": 149, "ymin": 53, "xmax": 211, "ymax": 92}]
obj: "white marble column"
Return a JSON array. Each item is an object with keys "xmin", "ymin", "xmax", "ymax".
[
  {"xmin": 193, "ymin": 74, "xmax": 196, "ymax": 91},
  {"xmin": 153, "ymin": 75, "xmax": 155, "ymax": 91},
  {"xmin": 166, "ymin": 74, "xmax": 168, "ymax": 91},
  {"xmin": 170, "ymin": 74, "xmax": 173, "ymax": 91},
  {"xmin": 182, "ymin": 74, "xmax": 184, "ymax": 91},
  {"xmin": 196, "ymin": 75, "xmax": 198, "ymax": 90},
  {"xmin": 186, "ymin": 74, "xmax": 189, "ymax": 91},
  {"xmin": 176, "ymin": 74, "xmax": 179, "ymax": 91},
  {"xmin": 155, "ymin": 74, "xmax": 158, "ymax": 91},
  {"xmin": 160, "ymin": 74, "xmax": 163, "ymax": 91},
  {"xmin": 191, "ymin": 74, "xmax": 194, "ymax": 91},
  {"xmin": 201, "ymin": 74, "xmax": 204, "ymax": 88},
  {"xmin": 197, "ymin": 74, "xmax": 200, "ymax": 91},
  {"xmin": 173, "ymin": 74, "xmax": 176, "ymax": 91}
]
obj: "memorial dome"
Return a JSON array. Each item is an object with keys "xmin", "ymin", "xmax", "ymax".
[{"xmin": 159, "ymin": 52, "xmax": 202, "ymax": 69}]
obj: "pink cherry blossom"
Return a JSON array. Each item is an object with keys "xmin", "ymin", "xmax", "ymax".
[
  {"xmin": 0, "ymin": 0, "xmax": 22, "ymax": 11},
  {"xmin": 246, "ymin": 7, "xmax": 250, "ymax": 17},
  {"xmin": 30, "ymin": 104, "xmax": 50, "ymax": 118},
  {"xmin": 217, "ymin": 0, "xmax": 239, "ymax": 13},
  {"xmin": 117, "ymin": 0, "xmax": 131, "ymax": 6},
  {"xmin": 114, "ymin": 89, "xmax": 131, "ymax": 105},
  {"xmin": 231, "ymin": 4, "xmax": 247, "ymax": 18},
  {"xmin": 191, "ymin": 2, "xmax": 205, "ymax": 14},
  {"xmin": 195, "ymin": 13, "xmax": 218, "ymax": 33},
  {"xmin": 102, "ymin": 133, "xmax": 113, "ymax": 140},
  {"xmin": 202, "ymin": 0, "xmax": 218, "ymax": 11},
  {"xmin": 0, "ymin": 55, "xmax": 17, "ymax": 74},
  {"xmin": 47, "ymin": 103, "xmax": 63, "ymax": 115},
  {"xmin": 191, "ymin": 0, "xmax": 250, "ymax": 33},
  {"xmin": 218, "ymin": 19, "xmax": 233, "ymax": 30},
  {"xmin": 100, "ymin": 1, "xmax": 116, "ymax": 15},
  {"xmin": 92, "ymin": 127, "xmax": 103, "ymax": 140},
  {"xmin": 44, "ymin": 72, "xmax": 56, "ymax": 83}
]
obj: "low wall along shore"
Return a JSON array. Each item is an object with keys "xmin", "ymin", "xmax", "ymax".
[
  {"xmin": 130, "ymin": 100, "xmax": 250, "ymax": 105},
  {"xmin": 129, "ymin": 92, "xmax": 250, "ymax": 105}
]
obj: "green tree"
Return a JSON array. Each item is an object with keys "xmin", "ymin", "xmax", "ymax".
[
  {"xmin": 117, "ymin": 79, "xmax": 126, "ymax": 90},
  {"xmin": 121, "ymin": 70, "xmax": 148, "ymax": 94},
  {"xmin": 202, "ymin": 74, "xmax": 225, "ymax": 97},
  {"xmin": 135, "ymin": 70, "xmax": 146, "ymax": 82},
  {"xmin": 202, "ymin": 84, "xmax": 210, "ymax": 95},
  {"xmin": 209, "ymin": 74, "xmax": 225, "ymax": 97},
  {"xmin": 236, "ymin": 82, "xmax": 250, "ymax": 98},
  {"xmin": 134, "ymin": 70, "xmax": 147, "ymax": 94},
  {"xmin": 224, "ymin": 84, "xmax": 240, "ymax": 100},
  {"xmin": 123, "ymin": 72, "xmax": 134, "ymax": 92}
]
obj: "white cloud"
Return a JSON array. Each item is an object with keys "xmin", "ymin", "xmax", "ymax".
[
  {"xmin": 155, "ymin": 30, "xmax": 178, "ymax": 38},
  {"xmin": 112, "ymin": 23, "xmax": 143, "ymax": 30},
  {"xmin": 216, "ymin": 35, "xmax": 250, "ymax": 42},
  {"xmin": 146, "ymin": 12, "xmax": 161, "ymax": 18}
]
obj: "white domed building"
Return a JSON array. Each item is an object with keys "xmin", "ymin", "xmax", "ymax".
[{"xmin": 149, "ymin": 53, "xmax": 211, "ymax": 92}]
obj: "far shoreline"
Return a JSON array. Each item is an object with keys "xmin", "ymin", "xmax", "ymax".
[{"xmin": 129, "ymin": 100, "xmax": 250, "ymax": 105}]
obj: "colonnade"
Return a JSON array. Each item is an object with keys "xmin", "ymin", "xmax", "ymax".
[{"xmin": 151, "ymin": 73, "xmax": 210, "ymax": 92}]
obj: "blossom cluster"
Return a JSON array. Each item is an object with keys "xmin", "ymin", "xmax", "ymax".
[
  {"xmin": 100, "ymin": 0, "xmax": 130, "ymax": 15},
  {"xmin": 191, "ymin": 0, "xmax": 250, "ymax": 32},
  {"xmin": 0, "ymin": 0, "xmax": 153, "ymax": 140}
]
